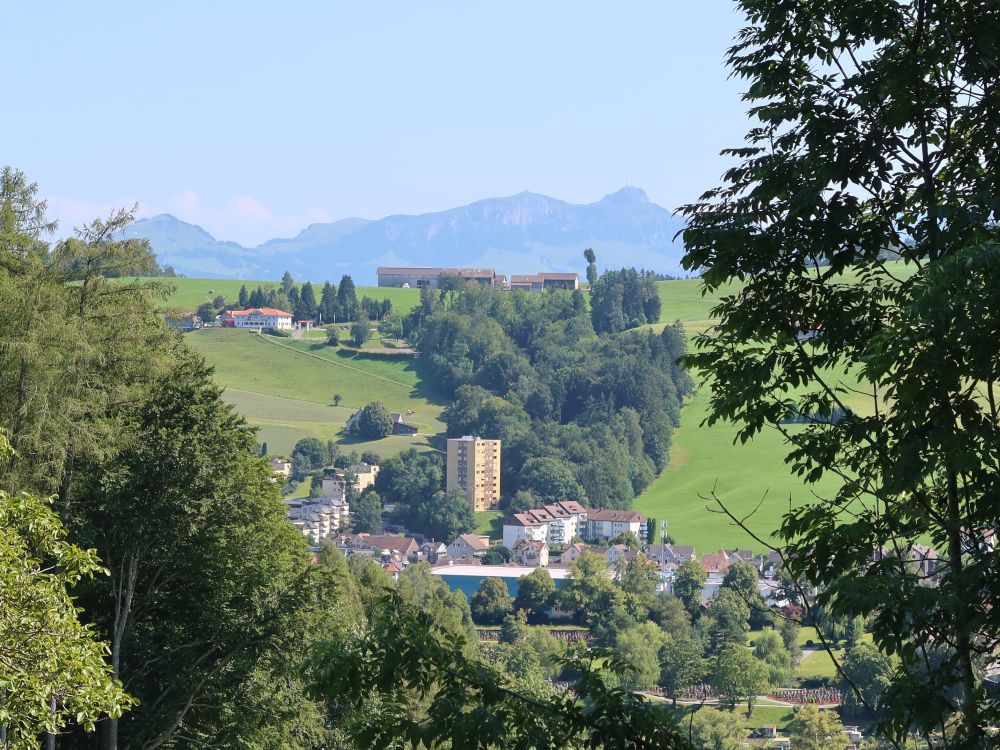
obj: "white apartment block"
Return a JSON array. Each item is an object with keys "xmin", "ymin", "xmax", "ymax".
[
  {"xmin": 585, "ymin": 509, "xmax": 647, "ymax": 542},
  {"xmin": 502, "ymin": 501, "xmax": 587, "ymax": 550}
]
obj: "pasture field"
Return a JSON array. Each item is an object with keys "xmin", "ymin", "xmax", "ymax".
[
  {"xmin": 126, "ymin": 276, "xmax": 422, "ymax": 314},
  {"xmin": 636, "ymin": 277, "xmax": 873, "ymax": 553},
  {"xmin": 185, "ymin": 328, "xmax": 446, "ymax": 457}
]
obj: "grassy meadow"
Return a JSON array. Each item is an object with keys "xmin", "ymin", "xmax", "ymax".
[
  {"xmin": 185, "ymin": 328, "xmax": 447, "ymax": 457},
  {"xmin": 633, "ymin": 267, "xmax": 914, "ymax": 554},
  {"xmin": 131, "ymin": 276, "xmax": 422, "ymax": 314}
]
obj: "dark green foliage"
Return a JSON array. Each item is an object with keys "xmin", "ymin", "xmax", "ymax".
[
  {"xmin": 590, "ymin": 268, "xmax": 661, "ymax": 333},
  {"xmin": 298, "ymin": 280, "xmax": 318, "ymax": 320},
  {"xmin": 196, "ymin": 301, "xmax": 217, "ymax": 322},
  {"xmin": 293, "ymin": 436, "xmax": 328, "ymax": 468},
  {"xmin": 238, "ymin": 284, "xmax": 248, "ymax": 307},
  {"xmin": 648, "ymin": 594, "xmax": 693, "ymax": 640},
  {"xmin": 71, "ymin": 356, "xmax": 333, "ymax": 747},
  {"xmin": 680, "ymin": 1, "xmax": 1000, "ymax": 741},
  {"xmin": 658, "ymin": 637, "xmax": 706, "ymax": 707},
  {"xmin": 413, "ymin": 488, "xmax": 475, "ymax": 543},
  {"xmin": 513, "ymin": 568, "xmax": 557, "ymax": 621},
  {"xmin": 353, "ymin": 490, "xmax": 383, "ymax": 534},
  {"xmin": 307, "ymin": 589, "xmax": 692, "ymax": 749},
  {"xmin": 416, "ymin": 285, "xmax": 690, "ymax": 508},
  {"xmin": 356, "ymin": 401, "xmax": 392, "ymax": 440},
  {"xmin": 337, "ymin": 274, "xmax": 357, "ymax": 321},
  {"xmin": 471, "ymin": 577, "xmax": 513, "ymax": 625},
  {"xmin": 351, "ymin": 316, "xmax": 371, "ymax": 347},
  {"xmin": 319, "ymin": 281, "xmax": 337, "ymax": 322},
  {"xmin": 672, "ymin": 559, "xmax": 707, "ymax": 618},
  {"xmin": 499, "ymin": 609, "xmax": 529, "ymax": 644},
  {"xmin": 841, "ymin": 643, "xmax": 897, "ymax": 720},
  {"xmin": 710, "ymin": 643, "xmax": 768, "ymax": 715},
  {"xmin": 375, "ymin": 448, "xmax": 445, "ymax": 508},
  {"xmin": 721, "ymin": 559, "xmax": 772, "ymax": 629},
  {"xmin": 482, "ymin": 545, "xmax": 512, "ymax": 565},
  {"xmin": 584, "ymin": 247, "xmax": 598, "ymax": 286},
  {"xmin": 326, "ymin": 325, "xmax": 339, "ymax": 347},
  {"xmin": 705, "ymin": 588, "xmax": 751, "ymax": 652}
]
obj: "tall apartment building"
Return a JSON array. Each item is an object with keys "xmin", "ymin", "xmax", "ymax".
[{"xmin": 446, "ymin": 436, "xmax": 501, "ymax": 512}]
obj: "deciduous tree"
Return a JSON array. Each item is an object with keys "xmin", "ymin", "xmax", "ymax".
[{"xmin": 680, "ymin": 1, "xmax": 1000, "ymax": 742}]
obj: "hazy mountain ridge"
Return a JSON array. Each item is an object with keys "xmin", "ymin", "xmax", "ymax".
[{"xmin": 123, "ymin": 187, "xmax": 686, "ymax": 282}]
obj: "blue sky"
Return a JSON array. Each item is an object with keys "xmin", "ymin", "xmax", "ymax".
[{"xmin": 5, "ymin": 2, "xmax": 748, "ymax": 245}]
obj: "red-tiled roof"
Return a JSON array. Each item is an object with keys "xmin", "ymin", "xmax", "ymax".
[{"xmin": 231, "ymin": 307, "xmax": 293, "ymax": 317}]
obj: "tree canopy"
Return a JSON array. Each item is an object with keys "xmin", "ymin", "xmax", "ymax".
[{"xmin": 680, "ymin": 0, "xmax": 1000, "ymax": 742}]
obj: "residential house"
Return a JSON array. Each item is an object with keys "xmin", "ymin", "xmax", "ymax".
[
  {"xmin": 512, "ymin": 539, "xmax": 549, "ymax": 568},
  {"xmin": 319, "ymin": 463, "xmax": 380, "ymax": 500},
  {"xmin": 345, "ymin": 409, "xmax": 418, "ymax": 436},
  {"xmin": 700, "ymin": 550, "xmax": 731, "ymax": 577},
  {"xmin": 606, "ymin": 544, "xmax": 643, "ymax": 569},
  {"xmin": 165, "ymin": 313, "xmax": 202, "ymax": 332},
  {"xmin": 383, "ymin": 561, "xmax": 403, "ymax": 582},
  {"xmin": 269, "ymin": 457, "xmax": 292, "ymax": 478},
  {"xmin": 419, "ymin": 541, "xmax": 448, "ymax": 564},
  {"xmin": 447, "ymin": 534, "xmax": 490, "ymax": 559},
  {"xmin": 389, "ymin": 412, "xmax": 419, "ymax": 435},
  {"xmin": 646, "ymin": 543, "xmax": 697, "ymax": 567},
  {"xmin": 560, "ymin": 542, "xmax": 601, "ymax": 565},
  {"xmin": 342, "ymin": 533, "xmax": 419, "ymax": 564},
  {"xmin": 584, "ymin": 509, "xmax": 647, "ymax": 542}
]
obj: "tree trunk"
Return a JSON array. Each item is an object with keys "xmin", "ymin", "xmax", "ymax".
[{"xmin": 45, "ymin": 696, "xmax": 56, "ymax": 750}]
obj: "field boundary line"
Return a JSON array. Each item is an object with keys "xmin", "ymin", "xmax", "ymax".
[{"xmin": 254, "ymin": 334, "xmax": 416, "ymax": 390}]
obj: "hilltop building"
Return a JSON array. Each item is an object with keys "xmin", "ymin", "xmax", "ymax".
[
  {"xmin": 220, "ymin": 307, "xmax": 293, "ymax": 331},
  {"xmin": 377, "ymin": 267, "xmax": 503, "ymax": 289},
  {"xmin": 446, "ymin": 436, "xmax": 501, "ymax": 512},
  {"xmin": 508, "ymin": 272, "xmax": 579, "ymax": 292}
]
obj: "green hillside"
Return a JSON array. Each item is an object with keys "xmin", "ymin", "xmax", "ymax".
[
  {"xmin": 130, "ymin": 276, "xmax": 422, "ymax": 314},
  {"xmin": 636, "ymin": 271, "xmax": 904, "ymax": 554},
  {"xmin": 177, "ymin": 269, "xmax": 908, "ymax": 554},
  {"xmin": 185, "ymin": 328, "xmax": 446, "ymax": 457}
]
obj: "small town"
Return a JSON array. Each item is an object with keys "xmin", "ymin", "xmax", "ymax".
[{"xmin": 6, "ymin": 2, "xmax": 999, "ymax": 749}]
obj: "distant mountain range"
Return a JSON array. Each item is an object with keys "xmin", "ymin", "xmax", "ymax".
[{"xmin": 122, "ymin": 187, "xmax": 686, "ymax": 282}]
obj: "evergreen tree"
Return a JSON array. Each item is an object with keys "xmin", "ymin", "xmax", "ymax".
[
  {"xmin": 238, "ymin": 284, "xmax": 249, "ymax": 307},
  {"xmin": 337, "ymin": 274, "xmax": 357, "ymax": 321},
  {"xmin": 299, "ymin": 280, "xmax": 318, "ymax": 320},
  {"xmin": 319, "ymin": 280, "xmax": 337, "ymax": 322},
  {"xmin": 280, "ymin": 270, "xmax": 295, "ymax": 294},
  {"xmin": 583, "ymin": 247, "xmax": 598, "ymax": 286}
]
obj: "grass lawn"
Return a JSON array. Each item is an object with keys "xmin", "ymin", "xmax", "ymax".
[
  {"xmin": 634, "ymin": 277, "xmax": 885, "ymax": 554},
  {"xmin": 796, "ymin": 648, "xmax": 845, "ymax": 681},
  {"xmin": 473, "ymin": 511, "xmax": 503, "ymax": 539},
  {"xmin": 185, "ymin": 328, "xmax": 447, "ymax": 457},
  {"xmin": 124, "ymin": 276, "xmax": 422, "ymax": 314}
]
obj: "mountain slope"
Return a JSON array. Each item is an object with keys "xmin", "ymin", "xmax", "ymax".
[{"xmin": 124, "ymin": 187, "xmax": 685, "ymax": 282}]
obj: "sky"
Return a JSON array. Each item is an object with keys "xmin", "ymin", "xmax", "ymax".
[{"xmin": 5, "ymin": 2, "xmax": 749, "ymax": 246}]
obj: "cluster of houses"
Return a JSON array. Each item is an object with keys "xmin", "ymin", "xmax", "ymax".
[{"xmin": 278, "ymin": 462, "xmax": 380, "ymax": 546}]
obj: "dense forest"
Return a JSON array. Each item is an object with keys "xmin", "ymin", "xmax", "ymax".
[{"xmin": 405, "ymin": 281, "xmax": 693, "ymax": 510}]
